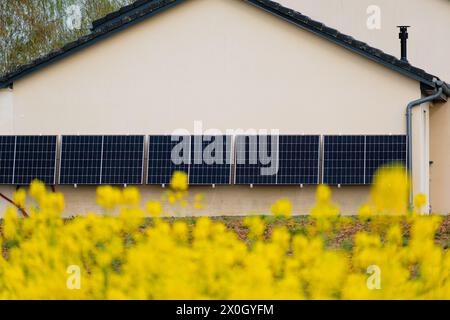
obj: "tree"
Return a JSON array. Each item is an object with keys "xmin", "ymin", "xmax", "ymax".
[{"xmin": 0, "ymin": 0, "xmax": 132, "ymax": 77}]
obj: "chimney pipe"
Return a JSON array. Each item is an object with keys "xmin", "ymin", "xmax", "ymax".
[{"xmin": 397, "ymin": 26, "xmax": 410, "ymax": 62}]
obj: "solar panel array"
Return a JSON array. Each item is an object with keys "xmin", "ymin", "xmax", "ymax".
[
  {"xmin": 0, "ymin": 135, "xmax": 57, "ymax": 185},
  {"xmin": 0, "ymin": 134, "xmax": 407, "ymax": 186},
  {"xmin": 234, "ymin": 135, "xmax": 320, "ymax": 185},
  {"xmin": 323, "ymin": 135, "xmax": 407, "ymax": 185},
  {"xmin": 59, "ymin": 135, "xmax": 144, "ymax": 185},
  {"xmin": 147, "ymin": 135, "xmax": 232, "ymax": 185}
]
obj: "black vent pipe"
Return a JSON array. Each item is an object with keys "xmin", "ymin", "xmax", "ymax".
[{"xmin": 398, "ymin": 26, "xmax": 410, "ymax": 62}]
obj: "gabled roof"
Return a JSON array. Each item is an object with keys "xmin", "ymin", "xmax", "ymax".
[{"xmin": 0, "ymin": 0, "xmax": 447, "ymax": 91}]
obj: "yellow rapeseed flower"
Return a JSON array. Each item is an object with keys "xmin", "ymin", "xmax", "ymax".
[
  {"xmin": 167, "ymin": 192, "xmax": 177, "ymax": 205},
  {"xmin": 243, "ymin": 216, "xmax": 265, "ymax": 239},
  {"xmin": 12, "ymin": 189, "xmax": 26, "ymax": 208},
  {"xmin": 371, "ymin": 165, "xmax": 409, "ymax": 215},
  {"xmin": 0, "ymin": 175, "xmax": 449, "ymax": 300},
  {"xmin": 316, "ymin": 184, "xmax": 331, "ymax": 202},
  {"xmin": 146, "ymin": 200, "xmax": 162, "ymax": 217},
  {"xmin": 122, "ymin": 187, "xmax": 140, "ymax": 206},
  {"xmin": 310, "ymin": 185, "xmax": 338, "ymax": 231},
  {"xmin": 170, "ymin": 171, "xmax": 188, "ymax": 191},
  {"xmin": 358, "ymin": 204, "xmax": 373, "ymax": 221},
  {"xmin": 270, "ymin": 198, "xmax": 293, "ymax": 218},
  {"xmin": 414, "ymin": 193, "xmax": 427, "ymax": 210},
  {"xmin": 172, "ymin": 221, "xmax": 188, "ymax": 242},
  {"xmin": 29, "ymin": 179, "xmax": 46, "ymax": 202},
  {"xmin": 386, "ymin": 224, "xmax": 403, "ymax": 246},
  {"xmin": 2, "ymin": 207, "xmax": 19, "ymax": 240},
  {"xmin": 96, "ymin": 186, "xmax": 122, "ymax": 210},
  {"xmin": 40, "ymin": 192, "xmax": 65, "ymax": 213}
]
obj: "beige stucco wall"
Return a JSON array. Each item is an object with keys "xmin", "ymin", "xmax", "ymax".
[
  {"xmin": 0, "ymin": 88, "xmax": 13, "ymax": 132},
  {"xmin": 430, "ymin": 99, "xmax": 450, "ymax": 214},
  {"xmin": 0, "ymin": 0, "xmax": 426, "ymax": 216},
  {"xmin": 0, "ymin": 185, "xmax": 371, "ymax": 217},
  {"xmin": 278, "ymin": 0, "xmax": 450, "ymax": 81}
]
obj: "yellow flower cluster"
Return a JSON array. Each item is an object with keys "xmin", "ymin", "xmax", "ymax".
[
  {"xmin": 0, "ymin": 169, "xmax": 449, "ymax": 300},
  {"xmin": 96, "ymin": 185, "xmax": 140, "ymax": 210},
  {"xmin": 270, "ymin": 198, "xmax": 293, "ymax": 218}
]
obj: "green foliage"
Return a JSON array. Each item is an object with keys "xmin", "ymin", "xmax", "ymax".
[{"xmin": 0, "ymin": 0, "xmax": 133, "ymax": 77}]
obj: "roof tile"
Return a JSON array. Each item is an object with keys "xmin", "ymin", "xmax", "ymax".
[{"xmin": 322, "ymin": 26, "xmax": 339, "ymax": 37}]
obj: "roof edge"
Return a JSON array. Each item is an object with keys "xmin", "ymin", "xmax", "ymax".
[
  {"xmin": 245, "ymin": 0, "xmax": 439, "ymax": 88},
  {"xmin": 91, "ymin": 0, "xmax": 169, "ymax": 31},
  {"xmin": 0, "ymin": 0, "xmax": 185, "ymax": 89},
  {"xmin": 1, "ymin": 0, "xmax": 447, "ymax": 92}
]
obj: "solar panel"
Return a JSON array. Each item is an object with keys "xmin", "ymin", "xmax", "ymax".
[
  {"xmin": 59, "ymin": 136, "xmax": 103, "ymax": 185},
  {"xmin": 101, "ymin": 135, "xmax": 144, "ymax": 185},
  {"xmin": 322, "ymin": 135, "xmax": 366, "ymax": 185},
  {"xmin": 323, "ymin": 135, "xmax": 407, "ymax": 185},
  {"xmin": 0, "ymin": 136, "xmax": 16, "ymax": 184},
  {"xmin": 365, "ymin": 135, "xmax": 407, "ymax": 183},
  {"xmin": 189, "ymin": 135, "xmax": 232, "ymax": 185},
  {"xmin": 13, "ymin": 136, "xmax": 57, "ymax": 185},
  {"xmin": 147, "ymin": 135, "xmax": 190, "ymax": 185},
  {"xmin": 234, "ymin": 135, "xmax": 277, "ymax": 184},
  {"xmin": 277, "ymin": 135, "xmax": 320, "ymax": 184},
  {"xmin": 235, "ymin": 135, "xmax": 320, "ymax": 185}
]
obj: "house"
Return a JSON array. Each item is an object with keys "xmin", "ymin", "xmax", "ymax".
[{"xmin": 0, "ymin": 0, "xmax": 449, "ymax": 216}]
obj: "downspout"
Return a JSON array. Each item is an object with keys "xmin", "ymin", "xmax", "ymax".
[{"xmin": 406, "ymin": 79, "xmax": 446, "ymax": 210}]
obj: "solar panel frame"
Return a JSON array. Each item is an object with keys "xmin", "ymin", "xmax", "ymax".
[
  {"xmin": 13, "ymin": 135, "xmax": 58, "ymax": 185},
  {"xmin": 146, "ymin": 135, "xmax": 191, "ymax": 185},
  {"xmin": 59, "ymin": 135, "xmax": 103, "ymax": 185},
  {"xmin": 0, "ymin": 136, "xmax": 16, "ymax": 184},
  {"xmin": 101, "ymin": 135, "xmax": 145, "ymax": 185},
  {"xmin": 189, "ymin": 135, "xmax": 233, "ymax": 185}
]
